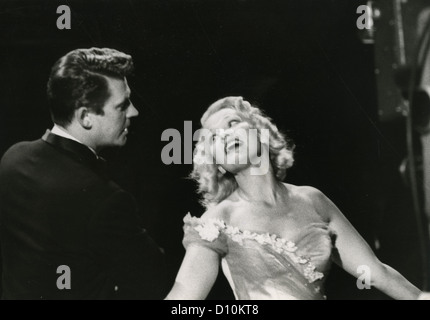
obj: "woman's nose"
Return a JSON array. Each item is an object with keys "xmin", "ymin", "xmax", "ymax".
[{"xmin": 219, "ymin": 128, "xmax": 234, "ymax": 139}]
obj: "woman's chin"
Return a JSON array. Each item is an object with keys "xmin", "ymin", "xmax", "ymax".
[{"xmin": 222, "ymin": 163, "xmax": 251, "ymax": 175}]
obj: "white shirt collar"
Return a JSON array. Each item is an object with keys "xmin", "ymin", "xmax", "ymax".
[{"xmin": 51, "ymin": 124, "xmax": 98, "ymax": 156}]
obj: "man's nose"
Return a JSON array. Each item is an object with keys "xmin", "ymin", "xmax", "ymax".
[{"xmin": 127, "ymin": 103, "xmax": 139, "ymax": 118}]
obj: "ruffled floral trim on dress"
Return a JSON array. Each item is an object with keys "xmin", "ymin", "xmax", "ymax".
[{"xmin": 184, "ymin": 213, "xmax": 324, "ymax": 284}]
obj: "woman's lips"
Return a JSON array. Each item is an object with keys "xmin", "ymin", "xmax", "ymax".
[{"xmin": 225, "ymin": 138, "xmax": 243, "ymax": 153}]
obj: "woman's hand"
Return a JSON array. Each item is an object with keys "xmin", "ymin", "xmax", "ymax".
[{"xmin": 418, "ymin": 292, "xmax": 430, "ymax": 300}]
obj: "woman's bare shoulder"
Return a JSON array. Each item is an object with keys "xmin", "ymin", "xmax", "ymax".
[
  {"xmin": 200, "ymin": 197, "xmax": 237, "ymax": 223},
  {"xmin": 282, "ymin": 183, "xmax": 332, "ymax": 221},
  {"xmin": 282, "ymin": 183, "xmax": 325, "ymax": 199}
]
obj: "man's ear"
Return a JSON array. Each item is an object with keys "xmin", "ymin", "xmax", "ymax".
[{"xmin": 75, "ymin": 107, "xmax": 92, "ymax": 129}]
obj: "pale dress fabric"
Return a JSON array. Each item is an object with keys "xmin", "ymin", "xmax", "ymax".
[{"xmin": 182, "ymin": 213, "xmax": 334, "ymax": 300}]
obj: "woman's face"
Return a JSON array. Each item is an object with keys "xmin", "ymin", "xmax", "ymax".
[{"xmin": 202, "ymin": 108, "xmax": 262, "ymax": 174}]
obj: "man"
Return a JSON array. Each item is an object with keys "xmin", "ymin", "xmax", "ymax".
[{"xmin": 0, "ymin": 48, "xmax": 167, "ymax": 299}]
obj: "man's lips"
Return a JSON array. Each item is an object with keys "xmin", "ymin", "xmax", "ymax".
[{"xmin": 122, "ymin": 122, "xmax": 130, "ymax": 134}]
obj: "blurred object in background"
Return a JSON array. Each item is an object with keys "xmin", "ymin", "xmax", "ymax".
[{"xmin": 371, "ymin": 0, "xmax": 430, "ymax": 290}]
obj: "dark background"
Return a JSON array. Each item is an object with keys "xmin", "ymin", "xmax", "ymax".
[{"xmin": 0, "ymin": 0, "xmax": 427, "ymax": 299}]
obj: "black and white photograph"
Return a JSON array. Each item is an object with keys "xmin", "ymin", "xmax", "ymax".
[{"xmin": 0, "ymin": 0, "xmax": 430, "ymax": 304}]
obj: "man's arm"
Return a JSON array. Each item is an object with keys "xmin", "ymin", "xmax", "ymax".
[{"xmin": 88, "ymin": 190, "xmax": 168, "ymax": 299}]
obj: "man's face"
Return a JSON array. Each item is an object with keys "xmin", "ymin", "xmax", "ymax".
[{"xmin": 90, "ymin": 76, "xmax": 139, "ymax": 150}]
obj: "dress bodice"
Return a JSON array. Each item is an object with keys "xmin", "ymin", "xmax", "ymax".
[{"xmin": 182, "ymin": 213, "xmax": 333, "ymax": 300}]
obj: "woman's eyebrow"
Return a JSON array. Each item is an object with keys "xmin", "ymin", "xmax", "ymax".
[{"xmin": 223, "ymin": 114, "xmax": 240, "ymax": 122}]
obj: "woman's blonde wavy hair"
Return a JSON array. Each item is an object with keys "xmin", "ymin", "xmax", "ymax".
[{"xmin": 191, "ymin": 96, "xmax": 295, "ymax": 209}]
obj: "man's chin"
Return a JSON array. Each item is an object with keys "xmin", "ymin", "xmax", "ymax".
[
  {"xmin": 103, "ymin": 139, "xmax": 128, "ymax": 149},
  {"xmin": 117, "ymin": 139, "xmax": 127, "ymax": 147}
]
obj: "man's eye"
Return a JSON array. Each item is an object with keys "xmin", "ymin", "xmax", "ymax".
[{"xmin": 120, "ymin": 99, "xmax": 131, "ymax": 111}]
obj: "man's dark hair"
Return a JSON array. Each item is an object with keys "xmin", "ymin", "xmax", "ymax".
[{"xmin": 47, "ymin": 47, "xmax": 134, "ymax": 126}]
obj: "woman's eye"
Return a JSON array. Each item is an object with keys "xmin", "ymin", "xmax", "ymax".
[{"xmin": 229, "ymin": 120, "xmax": 239, "ymax": 127}]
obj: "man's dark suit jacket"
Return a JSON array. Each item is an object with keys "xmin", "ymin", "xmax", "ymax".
[{"xmin": 0, "ymin": 131, "xmax": 167, "ymax": 299}]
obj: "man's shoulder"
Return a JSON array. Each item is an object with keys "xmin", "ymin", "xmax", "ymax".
[
  {"xmin": 0, "ymin": 137, "xmax": 118, "ymax": 189},
  {"xmin": 1, "ymin": 140, "xmax": 128, "ymax": 207},
  {"xmin": 4, "ymin": 138, "xmax": 44, "ymax": 152},
  {"xmin": 1, "ymin": 139, "xmax": 45, "ymax": 164}
]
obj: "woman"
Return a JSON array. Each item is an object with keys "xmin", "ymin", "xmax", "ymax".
[{"xmin": 166, "ymin": 96, "xmax": 426, "ymax": 300}]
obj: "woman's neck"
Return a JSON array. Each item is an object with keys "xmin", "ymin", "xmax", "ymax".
[{"xmin": 234, "ymin": 166, "xmax": 285, "ymax": 204}]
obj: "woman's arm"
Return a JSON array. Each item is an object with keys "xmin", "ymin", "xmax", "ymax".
[
  {"xmin": 309, "ymin": 187, "xmax": 422, "ymax": 300},
  {"xmin": 165, "ymin": 244, "xmax": 220, "ymax": 300}
]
